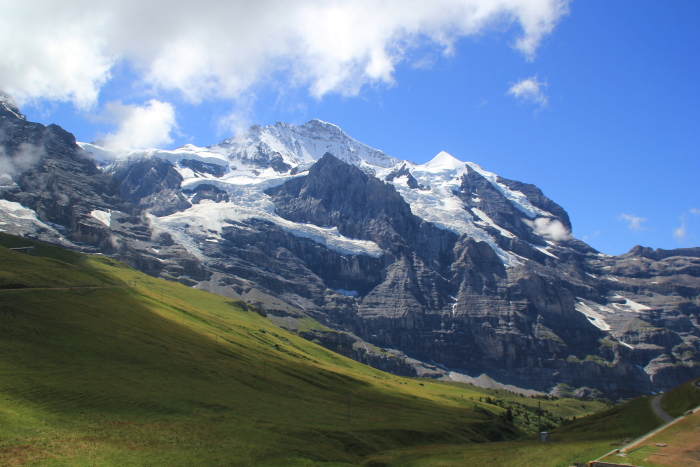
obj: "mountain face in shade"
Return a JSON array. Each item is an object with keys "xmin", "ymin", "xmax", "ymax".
[{"xmin": 1, "ymin": 103, "xmax": 699, "ymax": 399}]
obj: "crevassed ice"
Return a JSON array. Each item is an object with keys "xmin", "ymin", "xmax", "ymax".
[
  {"xmin": 0, "ymin": 199, "xmax": 42, "ymax": 220},
  {"xmin": 79, "ymin": 142, "xmax": 230, "ymax": 168},
  {"xmin": 155, "ymin": 183, "xmax": 384, "ymax": 260}
]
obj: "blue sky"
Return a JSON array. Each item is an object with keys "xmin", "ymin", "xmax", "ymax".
[{"xmin": 2, "ymin": 0, "xmax": 698, "ymax": 255}]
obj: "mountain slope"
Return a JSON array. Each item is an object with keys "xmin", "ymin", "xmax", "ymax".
[
  {"xmin": 1, "ymin": 98, "xmax": 699, "ymax": 398},
  {"xmin": 5, "ymin": 233, "xmax": 607, "ymax": 466}
]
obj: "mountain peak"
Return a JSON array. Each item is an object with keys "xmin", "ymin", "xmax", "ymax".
[
  {"xmin": 423, "ymin": 151, "xmax": 467, "ymax": 172},
  {"xmin": 214, "ymin": 120, "xmax": 400, "ymax": 170},
  {"xmin": 0, "ymin": 92, "xmax": 25, "ymax": 120},
  {"xmin": 300, "ymin": 118, "xmax": 344, "ymax": 133}
]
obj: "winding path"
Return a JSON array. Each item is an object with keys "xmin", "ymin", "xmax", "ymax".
[
  {"xmin": 651, "ymin": 393, "xmax": 674, "ymax": 423},
  {"xmin": 594, "ymin": 379, "xmax": 700, "ymax": 462}
]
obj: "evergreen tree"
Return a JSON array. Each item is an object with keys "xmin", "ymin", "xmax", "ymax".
[{"xmin": 505, "ymin": 408, "xmax": 514, "ymax": 423}]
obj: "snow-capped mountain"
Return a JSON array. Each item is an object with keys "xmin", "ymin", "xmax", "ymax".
[
  {"xmin": 2, "ymin": 102, "xmax": 700, "ymax": 398},
  {"xmin": 216, "ymin": 119, "xmax": 401, "ymax": 170},
  {"xmin": 81, "ymin": 119, "xmax": 397, "ymax": 174},
  {"xmin": 78, "ymin": 120, "xmax": 572, "ymax": 269}
]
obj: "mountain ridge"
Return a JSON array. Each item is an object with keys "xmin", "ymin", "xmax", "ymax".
[{"xmin": 1, "ymin": 101, "xmax": 698, "ymax": 398}]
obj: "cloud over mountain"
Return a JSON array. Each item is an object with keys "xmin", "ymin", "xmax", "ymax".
[
  {"xmin": 98, "ymin": 99, "xmax": 177, "ymax": 151},
  {"xmin": 0, "ymin": 0, "xmax": 569, "ymax": 108}
]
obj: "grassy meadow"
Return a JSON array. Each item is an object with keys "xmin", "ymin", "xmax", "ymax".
[
  {"xmin": 0, "ymin": 233, "xmax": 668, "ymax": 465},
  {"xmin": 362, "ymin": 394, "xmax": 664, "ymax": 466},
  {"xmin": 660, "ymin": 377, "xmax": 700, "ymax": 417}
]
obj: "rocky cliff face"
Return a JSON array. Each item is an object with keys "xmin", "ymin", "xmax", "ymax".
[
  {"xmin": 1, "ymin": 104, "xmax": 698, "ymax": 398},
  {"xmin": 0, "ymin": 96, "xmax": 207, "ymax": 282}
]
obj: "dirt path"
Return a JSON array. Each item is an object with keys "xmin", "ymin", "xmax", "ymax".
[
  {"xmin": 594, "ymin": 395, "xmax": 683, "ymax": 461},
  {"xmin": 651, "ymin": 393, "xmax": 674, "ymax": 423}
]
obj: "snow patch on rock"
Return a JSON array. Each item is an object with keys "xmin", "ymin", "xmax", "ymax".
[
  {"xmin": 575, "ymin": 300, "xmax": 612, "ymax": 331},
  {"xmin": 612, "ymin": 294, "xmax": 652, "ymax": 312},
  {"xmin": 90, "ymin": 209, "xmax": 111, "ymax": 227},
  {"xmin": 466, "ymin": 161, "xmax": 553, "ymax": 218},
  {"xmin": 383, "ymin": 152, "xmax": 519, "ymax": 267}
]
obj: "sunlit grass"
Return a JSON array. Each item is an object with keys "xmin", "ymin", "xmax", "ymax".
[{"xmin": 0, "ymin": 234, "xmax": 660, "ymax": 466}]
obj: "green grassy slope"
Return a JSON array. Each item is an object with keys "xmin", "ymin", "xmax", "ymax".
[
  {"xmin": 660, "ymin": 377, "xmax": 700, "ymax": 417},
  {"xmin": 364, "ymin": 392, "xmax": 663, "ymax": 466},
  {"xmin": 2, "ymin": 234, "xmax": 603, "ymax": 466}
]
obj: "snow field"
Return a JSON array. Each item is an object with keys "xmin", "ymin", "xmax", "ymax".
[{"xmin": 80, "ymin": 123, "xmax": 563, "ymax": 268}]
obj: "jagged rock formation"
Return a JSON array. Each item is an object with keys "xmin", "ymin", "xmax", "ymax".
[
  {"xmin": 0, "ymin": 95, "xmax": 206, "ymax": 280},
  {"xmin": 1, "ymin": 99, "xmax": 698, "ymax": 398}
]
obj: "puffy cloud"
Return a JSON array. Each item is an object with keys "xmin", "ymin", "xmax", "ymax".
[
  {"xmin": 507, "ymin": 76, "xmax": 548, "ymax": 107},
  {"xmin": 691, "ymin": 208, "xmax": 700, "ymax": 215},
  {"xmin": 0, "ymin": 0, "xmax": 569, "ymax": 108},
  {"xmin": 525, "ymin": 217, "xmax": 572, "ymax": 241},
  {"xmin": 617, "ymin": 214, "xmax": 647, "ymax": 232},
  {"xmin": 99, "ymin": 99, "xmax": 177, "ymax": 151},
  {"xmin": 0, "ymin": 4, "xmax": 113, "ymax": 110}
]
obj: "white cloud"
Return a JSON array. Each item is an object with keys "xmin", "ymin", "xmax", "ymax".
[
  {"xmin": 216, "ymin": 93, "xmax": 256, "ymax": 138},
  {"xmin": 0, "ymin": 0, "xmax": 570, "ymax": 109},
  {"xmin": 673, "ymin": 217, "xmax": 686, "ymax": 242},
  {"xmin": 99, "ymin": 99, "xmax": 177, "ymax": 151},
  {"xmin": 0, "ymin": 4, "xmax": 113, "ymax": 110},
  {"xmin": 217, "ymin": 111, "xmax": 252, "ymax": 141},
  {"xmin": 691, "ymin": 208, "xmax": 700, "ymax": 215},
  {"xmin": 507, "ymin": 76, "xmax": 549, "ymax": 107},
  {"xmin": 0, "ymin": 140, "xmax": 45, "ymax": 175},
  {"xmin": 617, "ymin": 214, "xmax": 647, "ymax": 232},
  {"xmin": 526, "ymin": 217, "xmax": 572, "ymax": 241}
]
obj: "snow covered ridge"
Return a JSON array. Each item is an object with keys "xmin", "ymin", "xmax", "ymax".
[
  {"xmin": 79, "ymin": 119, "xmax": 397, "ymax": 172},
  {"xmin": 0, "ymin": 199, "xmax": 73, "ymax": 247},
  {"xmin": 216, "ymin": 119, "xmax": 401, "ymax": 169},
  {"xmin": 379, "ymin": 151, "xmax": 520, "ymax": 266},
  {"xmin": 79, "ymin": 143, "xmax": 229, "ymax": 169},
  {"xmin": 80, "ymin": 120, "xmax": 569, "ymax": 264}
]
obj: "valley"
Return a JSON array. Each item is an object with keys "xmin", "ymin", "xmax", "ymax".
[
  {"xmin": 1, "ymin": 97, "xmax": 698, "ymax": 398},
  {"xmin": 4, "ymin": 234, "xmax": 696, "ymax": 466}
]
